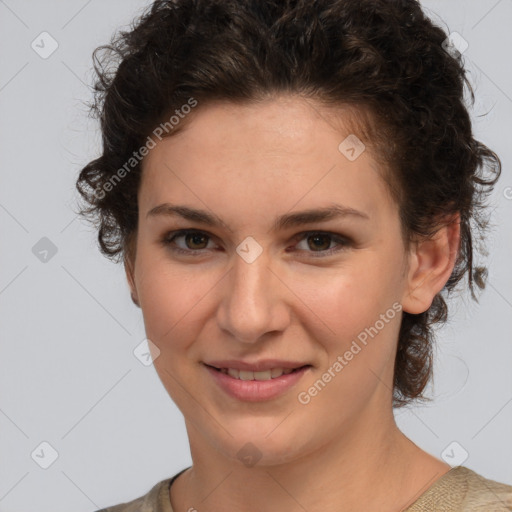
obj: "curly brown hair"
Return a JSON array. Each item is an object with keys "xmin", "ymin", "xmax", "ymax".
[{"xmin": 75, "ymin": 0, "xmax": 501, "ymax": 408}]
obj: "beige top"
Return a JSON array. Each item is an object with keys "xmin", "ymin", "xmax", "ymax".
[{"xmin": 96, "ymin": 465, "xmax": 512, "ymax": 511}]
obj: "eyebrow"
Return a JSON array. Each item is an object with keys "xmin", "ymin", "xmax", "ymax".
[{"xmin": 146, "ymin": 203, "xmax": 370, "ymax": 232}]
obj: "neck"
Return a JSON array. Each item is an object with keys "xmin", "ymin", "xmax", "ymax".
[{"xmin": 170, "ymin": 400, "xmax": 449, "ymax": 512}]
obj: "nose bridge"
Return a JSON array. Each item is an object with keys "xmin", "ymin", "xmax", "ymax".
[{"xmin": 217, "ymin": 248, "xmax": 287, "ymax": 343}]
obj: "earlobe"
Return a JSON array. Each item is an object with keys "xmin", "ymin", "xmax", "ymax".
[
  {"xmin": 130, "ymin": 292, "xmax": 140, "ymax": 307},
  {"xmin": 401, "ymin": 213, "xmax": 461, "ymax": 315},
  {"xmin": 124, "ymin": 256, "xmax": 140, "ymax": 308}
]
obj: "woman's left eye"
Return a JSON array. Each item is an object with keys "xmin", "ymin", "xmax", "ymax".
[
  {"xmin": 292, "ymin": 231, "xmax": 350, "ymax": 256},
  {"xmin": 161, "ymin": 229, "xmax": 351, "ymax": 257}
]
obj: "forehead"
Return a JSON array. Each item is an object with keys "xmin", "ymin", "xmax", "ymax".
[
  {"xmin": 139, "ymin": 97, "xmax": 397, "ymax": 227},
  {"xmin": 150, "ymin": 96, "xmax": 369, "ymax": 160}
]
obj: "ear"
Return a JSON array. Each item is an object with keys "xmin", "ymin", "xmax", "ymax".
[
  {"xmin": 401, "ymin": 213, "xmax": 461, "ymax": 314},
  {"xmin": 124, "ymin": 254, "xmax": 140, "ymax": 308}
]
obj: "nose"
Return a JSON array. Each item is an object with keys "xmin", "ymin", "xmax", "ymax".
[{"xmin": 216, "ymin": 248, "xmax": 291, "ymax": 344}]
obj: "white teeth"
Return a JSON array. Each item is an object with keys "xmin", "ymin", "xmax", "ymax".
[
  {"xmin": 239, "ymin": 370, "xmax": 254, "ymax": 381},
  {"xmin": 271, "ymin": 368, "xmax": 283, "ymax": 378},
  {"xmin": 220, "ymin": 367, "xmax": 300, "ymax": 380},
  {"xmin": 253, "ymin": 370, "xmax": 272, "ymax": 380}
]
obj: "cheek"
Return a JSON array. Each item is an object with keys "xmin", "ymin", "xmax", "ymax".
[
  {"xmin": 135, "ymin": 253, "xmax": 215, "ymax": 351},
  {"xmin": 294, "ymin": 265, "xmax": 390, "ymax": 337},
  {"xmin": 294, "ymin": 272, "xmax": 402, "ymax": 413},
  {"xmin": 292, "ymin": 262, "xmax": 402, "ymax": 372}
]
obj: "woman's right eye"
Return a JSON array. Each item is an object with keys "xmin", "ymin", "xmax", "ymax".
[{"xmin": 161, "ymin": 229, "xmax": 217, "ymax": 256}]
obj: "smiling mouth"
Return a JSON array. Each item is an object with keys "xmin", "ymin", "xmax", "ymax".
[{"xmin": 205, "ymin": 364, "xmax": 311, "ymax": 381}]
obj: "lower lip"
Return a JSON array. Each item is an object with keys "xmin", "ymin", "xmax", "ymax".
[{"xmin": 204, "ymin": 364, "xmax": 311, "ymax": 402}]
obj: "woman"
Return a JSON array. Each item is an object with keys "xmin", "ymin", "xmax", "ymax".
[{"xmin": 76, "ymin": 0, "xmax": 512, "ymax": 510}]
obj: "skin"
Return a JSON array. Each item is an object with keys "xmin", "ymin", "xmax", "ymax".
[{"xmin": 125, "ymin": 95, "xmax": 460, "ymax": 512}]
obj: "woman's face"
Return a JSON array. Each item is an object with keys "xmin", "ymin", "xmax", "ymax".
[{"xmin": 127, "ymin": 96, "xmax": 423, "ymax": 465}]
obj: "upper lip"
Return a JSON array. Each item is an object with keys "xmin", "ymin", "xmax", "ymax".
[{"xmin": 205, "ymin": 360, "xmax": 311, "ymax": 372}]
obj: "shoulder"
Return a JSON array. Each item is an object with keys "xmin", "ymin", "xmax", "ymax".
[
  {"xmin": 93, "ymin": 477, "xmax": 173, "ymax": 512},
  {"xmin": 405, "ymin": 466, "xmax": 512, "ymax": 511},
  {"xmin": 460, "ymin": 466, "xmax": 512, "ymax": 511}
]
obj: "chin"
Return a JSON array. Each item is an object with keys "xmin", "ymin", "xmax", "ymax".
[{"xmin": 209, "ymin": 420, "xmax": 315, "ymax": 468}]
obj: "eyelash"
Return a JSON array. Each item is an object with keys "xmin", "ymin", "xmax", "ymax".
[{"xmin": 160, "ymin": 229, "xmax": 351, "ymax": 258}]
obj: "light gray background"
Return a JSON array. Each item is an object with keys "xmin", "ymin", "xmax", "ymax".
[{"xmin": 0, "ymin": 1, "xmax": 511, "ymax": 511}]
